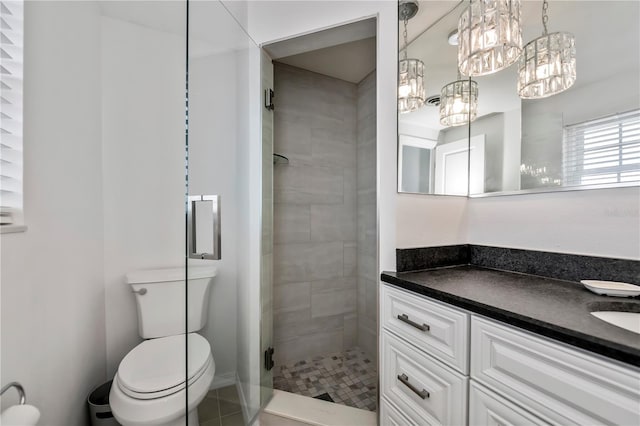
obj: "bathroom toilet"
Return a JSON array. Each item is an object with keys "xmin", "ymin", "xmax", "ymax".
[{"xmin": 110, "ymin": 266, "xmax": 218, "ymax": 426}]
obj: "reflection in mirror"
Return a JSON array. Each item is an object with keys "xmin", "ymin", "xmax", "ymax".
[
  {"xmin": 398, "ymin": 1, "xmax": 471, "ymax": 196},
  {"xmin": 398, "ymin": 1, "xmax": 640, "ymax": 197},
  {"xmin": 470, "ymin": 0, "xmax": 640, "ymax": 195}
]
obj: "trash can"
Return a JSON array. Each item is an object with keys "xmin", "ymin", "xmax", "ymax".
[{"xmin": 87, "ymin": 381, "xmax": 120, "ymax": 426}]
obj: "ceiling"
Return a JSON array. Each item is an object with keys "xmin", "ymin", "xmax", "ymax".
[
  {"xmin": 275, "ymin": 37, "xmax": 376, "ymax": 84},
  {"xmin": 265, "ymin": 18, "xmax": 377, "ymax": 84},
  {"xmin": 400, "ymin": 0, "xmax": 640, "ymax": 132}
]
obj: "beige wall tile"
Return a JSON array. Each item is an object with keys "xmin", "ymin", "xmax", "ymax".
[
  {"xmin": 274, "ymin": 164, "xmax": 343, "ymax": 205},
  {"xmin": 274, "ymin": 204, "xmax": 310, "ymax": 243},
  {"xmin": 273, "ymin": 282, "xmax": 311, "ymax": 312},
  {"xmin": 273, "ymin": 65, "xmax": 376, "ymax": 363},
  {"xmin": 274, "ymin": 243, "xmax": 309, "ymax": 284},
  {"xmin": 274, "ymin": 306, "xmax": 310, "ymax": 328},
  {"xmin": 311, "ymin": 132, "xmax": 356, "ymax": 169},
  {"xmin": 311, "ymin": 287, "xmax": 357, "ymax": 318},
  {"xmin": 343, "ymin": 242, "xmax": 357, "ymax": 277},
  {"xmin": 275, "ymin": 330, "xmax": 343, "ymax": 365},
  {"xmin": 274, "ymin": 111, "xmax": 312, "ymax": 162},
  {"xmin": 274, "ymin": 313, "xmax": 343, "ymax": 342},
  {"xmin": 356, "ymin": 71, "xmax": 377, "ymax": 360},
  {"xmin": 343, "ymin": 313, "xmax": 358, "ymax": 349},
  {"xmin": 310, "ymin": 205, "xmax": 356, "ymax": 242},
  {"xmin": 311, "ymin": 276, "xmax": 356, "ymax": 293},
  {"xmin": 307, "ymin": 241, "xmax": 343, "ymax": 281}
]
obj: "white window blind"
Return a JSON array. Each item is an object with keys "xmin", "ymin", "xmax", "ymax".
[
  {"xmin": 0, "ymin": 0, "xmax": 23, "ymax": 226},
  {"xmin": 563, "ymin": 109, "xmax": 640, "ymax": 186}
]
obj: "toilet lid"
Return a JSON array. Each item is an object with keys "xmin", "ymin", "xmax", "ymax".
[{"xmin": 118, "ymin": 333, "xmax": 211, "ymax": 395}]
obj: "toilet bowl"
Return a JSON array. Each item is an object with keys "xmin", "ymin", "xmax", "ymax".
[
  {"xmin": 110, "ymin": 266, "xmax": 218, "ymax": 426},
  {"xmin": 110, "ymin": 334, "xmax": 215, "ymax": 426}
]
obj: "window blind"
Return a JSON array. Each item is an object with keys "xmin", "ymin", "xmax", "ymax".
[
  {"xmin": 0, "ymin": 0, "xmax": 23, "ymax": 225},
  {"xmin": 563, "ymin": 109, "xmax": 640, "ymax": 186}
]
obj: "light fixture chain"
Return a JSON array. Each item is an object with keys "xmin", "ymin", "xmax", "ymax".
[
  {"xmin": 542, "ymin": 0, "xmax": 549, "ymax": 35},
  {"xmin": 403, "ymin": 19, "xmax": 408, "ymax": 60}
]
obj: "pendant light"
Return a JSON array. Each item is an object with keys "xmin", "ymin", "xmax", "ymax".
[
  {"xmin": 458, "ymin": 0, "xmax": 523, "ymax": 77},
  {"xmin": 439, "ymin": 72, "xmax": 478, "ymax": 127},
  {"xmin": 518, "ymin": 0, "xmax": 576, "ymax": 99},
  {"xmin": 398, "ymin": 0, "xmax": 426, "ymax": 114}
]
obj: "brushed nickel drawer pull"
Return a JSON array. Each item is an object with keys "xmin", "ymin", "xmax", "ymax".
[
  {"xmin": 397, "ymin": 313, "xmax": 430, "ymax": 331},
  {"xmin": 397, "ymin": 373, "xmax": 430, "ymax": 399}
]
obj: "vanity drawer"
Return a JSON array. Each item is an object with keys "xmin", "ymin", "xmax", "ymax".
[
  {"xmin": 471, "ymin": 316, "xmax": 640, "ymax": 426},
  {"xmin": 381, "ymin": 284, "xmax": 469, "ymax": 373},
  {"xmin": 380, "ymin": 397, "xmax": 418, "ymax": 426},
  {"xmin": 381, "ymin": 331, "xmax": 468, "ymax": 426},
  {"xmin": 469, "ymin": 381, "xmax": 549, "ymax": 426}
]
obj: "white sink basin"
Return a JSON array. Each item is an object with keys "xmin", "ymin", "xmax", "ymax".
[{"xmin": 591, "ymin": 311, "xmax": 640, "ymax": 334}]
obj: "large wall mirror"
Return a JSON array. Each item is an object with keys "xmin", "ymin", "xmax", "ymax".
[{"xmin": 398, "ymin": 0, "xmax": 640, "ymax": 197}]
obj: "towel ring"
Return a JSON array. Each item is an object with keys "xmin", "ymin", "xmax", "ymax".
[{"xmin": 1, "ymin": 382, "xmax": 26, "ymax": 405}]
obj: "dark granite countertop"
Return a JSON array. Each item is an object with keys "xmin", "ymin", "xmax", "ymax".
[{"xmin": 381, "ymin": 266, "xmax": 640, "ymax": 367}]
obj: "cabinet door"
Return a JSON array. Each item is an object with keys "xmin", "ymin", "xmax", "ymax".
[
  {"xmin": 469, "ymin": 381, "xmax": 550, "ymax": 426},
  {"xmin": 471, "ymin": 316, "xmax": 640, "ymax": 426},
  {"xmin": 381, "ymin": 331, "xmax": 468, "ymax": 426}
]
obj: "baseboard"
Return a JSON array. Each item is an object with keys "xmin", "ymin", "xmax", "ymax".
[{"xmin": 210, "ymin": 371, "xmax": 236, "ymax": 390}]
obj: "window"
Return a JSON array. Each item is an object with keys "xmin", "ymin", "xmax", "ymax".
[
  {"xmin": 0, "ymin": 0, "xmax": 23, "ymax": 230},
  {"xmin": 563, "ymin": 109, "xmax": 640, "ymax": 186}
]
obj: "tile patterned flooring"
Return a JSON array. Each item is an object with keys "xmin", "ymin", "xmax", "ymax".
[
  {"xmin": 198, "ymin": 385, "xmax": 244, "ymax": 426},
  {"xmin": 273, "ymin": 347, "xmax": 378, "ymax": 412}
]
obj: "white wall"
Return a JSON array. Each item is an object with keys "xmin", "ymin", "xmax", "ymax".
[
  {"xmin": 101, "ymin": 14, "xmax": 240, "ymax": 383},
  {"xmin": 398, "ymin": 164, "xmax": 639, "ymax": 260},
  {"xmin": 190, "ymin": 52, "xmax": 240, "ymax": 383},
  {"xmin": 0, "ymin": 2, "xmax": 106, "ymax": 425},
  {"xmin": 468, "ymin": 187, "xmax": 640, "ymax": 260},
  {"xmin": 101, "ymin": 15, "xmax": 186, "ymax": 376},
  {"xmin": 396, "ymin": 194, "xmax": 468, "ymax": 248}
]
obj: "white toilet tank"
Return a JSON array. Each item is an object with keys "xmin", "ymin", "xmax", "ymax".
[{"xmin": 126, "ymin": 265, "xmax": 218, "ymax": 339}]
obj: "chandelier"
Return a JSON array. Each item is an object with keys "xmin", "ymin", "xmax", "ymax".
[
  {"xmin": 398, "ymin": 1, "xmax": 426, "ymax": 114},
  {"xmin": 440, "ymin": 76, "xmax": 479, "ymax": 127},
  {"xmin": 458, "ymin": 0, "xmax": 523, "ymax": 77},
  {"xmin": 517, "ymin": 0, "xmax": 576, "ymax": 99}
]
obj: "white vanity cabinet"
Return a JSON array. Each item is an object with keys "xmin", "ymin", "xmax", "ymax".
[
  {"xmin": 380, "ymin": 285, "xmax": 470, "ymax": 426},
  {"xmin": 471, "ymin": 316, "xmax": 640, "ymax": 426},
  {"xmin": 379, "ymin": 283, "xmax": 640, "ymax": 426}
]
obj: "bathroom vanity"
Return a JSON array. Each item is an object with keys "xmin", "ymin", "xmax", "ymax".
[{"xmin": 378, "ymin": 249, "xmax": 640, "ymax": 425}]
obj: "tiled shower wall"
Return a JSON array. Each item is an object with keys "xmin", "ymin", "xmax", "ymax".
[
  {"xmin": 356, "ymin": 71, "xmax": 377, "ymax": 361},
  {"xmin": 272, "ymin": 63, "xmax": 376, "ymax": 366}
]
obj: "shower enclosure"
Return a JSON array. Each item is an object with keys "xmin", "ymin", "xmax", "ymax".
[
  {"xmin": 260, "ymin": 21, "xmax": 379, "ymax": 413},
  {"xmin": 2, "ymin": 1, "xmax": 380, "ymax": 425},
  {"xmin": 86, "ymin": 0, "xmax": 270, "ymax": 424}
]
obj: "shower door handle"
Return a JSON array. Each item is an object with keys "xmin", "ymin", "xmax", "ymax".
[{"xmin": 187, "ymin": 195, "xmax": 221, "ymax": 260}]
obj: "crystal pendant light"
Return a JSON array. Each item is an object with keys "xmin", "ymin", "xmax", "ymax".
[
  {"xmin": 458, "ymin": 0, "xmax": 523, "ymax": 77},
  {"xmin": 518, "ymin": 0, "xmax": 576, "ymax": 99},
  {"xmin": 398, "ymin": 1, "xmax": 426, "ymax": 114},
  {"xmin": 439, "ymin": 74, "xmax": 478, "ymax": 127}
]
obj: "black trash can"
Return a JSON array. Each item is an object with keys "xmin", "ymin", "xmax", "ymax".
[{"xmin": 87, "ymin": 381, "xmax": 120, "ymax": 426}]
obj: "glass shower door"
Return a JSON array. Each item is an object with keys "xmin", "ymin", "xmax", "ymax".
[{"xmin": 187, "ymin": 1, "xmax": 272, "ymax": 424}]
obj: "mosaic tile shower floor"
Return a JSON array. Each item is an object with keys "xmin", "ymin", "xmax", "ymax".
[{"xmin": 273, "ymin": 347, "xmax": 377, "ymax": 412}]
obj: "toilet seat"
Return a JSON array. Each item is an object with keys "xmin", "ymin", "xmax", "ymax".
[{"xmin": 117, "ymin": 333, "xmax": 212, "ymax": 400}]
